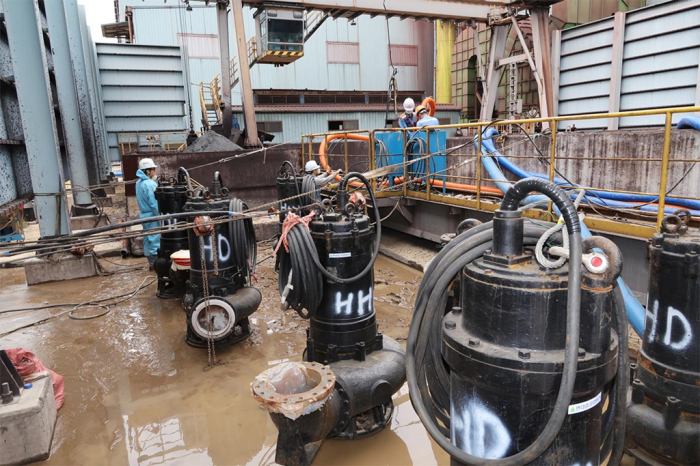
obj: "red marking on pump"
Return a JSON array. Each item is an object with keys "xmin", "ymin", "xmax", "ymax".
[{"xmin": 591, "ymin": 256, "xmax": 603, "ymax": 267}]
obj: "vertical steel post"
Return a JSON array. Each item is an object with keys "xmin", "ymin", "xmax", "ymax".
[
  {"xmin": 344, "ymin": 134, "xmax": 348, "ymax": 173},
  {"xmin": 64, "ymin": 0, "xmax": 100, "ymax": 186},
  {"xmin": 426, "ymin": 129, "xmax": 431, "ymax": 201},
  {"xmin": 216, "ymin": 1, "xmax": 233, "ymax": 139},
  {"xmin": 548, "ymin": 120, "xmax": 557, "ymax": 216},
  {"xmin": 45, "ymin": 0, "xmax": 92, "ymax": 207},
  {"xmin": 79, "ymin": 7, "xmax": 109, "ymax": 177},
  {"xmin": 301, "ymin": 135, "xmax": 306, "ymax": 168},
  {"xmin": 369, "ymin": 132, "xmax": 376, "ymax": 193},
  {"xmin": 4, "ymin": 0, "xmax": 71, "ymax": 236},
  {"xmin": 230, "ymin": 0, "xmax": 260, "ymax": 146},
  {"xmin": 402, "ymin": 130, "xmax": 407, "ymax": 198},
  {"xmin": 657, "ymin": 112, "xmax": 672, "ymax": 230},
  {"xmin": 476, "ymin": 125, "xmax": 483, "ymax": 210}
]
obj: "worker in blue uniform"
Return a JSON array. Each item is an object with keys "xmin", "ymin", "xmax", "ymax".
[
  {"xmin": 398, "ymin": 98, "xmax": 418, "ymax": 129},
  {"xmin": 416, "ymin": 105, "xmax": 440, "ymax": 128},
  {"xmin": 135, "ymin": 158, "xmax": 161, "ymax": 268}
]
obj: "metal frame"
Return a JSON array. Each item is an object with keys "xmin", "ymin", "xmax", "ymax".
[
  {"xmin": 303, "ymin": 105, "xmax": 700, "ymax": 239},
  {"xmin": 4, "ymin": 0, "xmax": 71, "ymax": 237}
]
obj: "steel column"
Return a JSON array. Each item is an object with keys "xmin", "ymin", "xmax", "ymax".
[
  {"xmin": 511, "ymin": 14, "xmax": 547, "ymax": 120},
  {"xmin": 231, "ymin": 0, "xmax": 260, "ymax": 146},
  {"xmin": 435, "ymin": 20, "xmax": 453, "ymax": 104},
  {"xmin": 0, "ymin": 86, "xmax": 17, "ymax": 207},
  {"xmin": 479, "ymin": 24, "xmax": 509, "ymax": 121},
  {"xmin": 79, "ymin": 6, "xmax": 109, "ymax": 172},
  {"xmin": 64, "ymin": 0, "xmax": 100, "ymax": 185},
  {"xmin": 607, "ymin": 12, "xmax": 626, "ymax": 130},
  {"xmin": 530, "ymin": 7, "xmax": 553, "ymax": 119},
  {"xmin": 4, "ymin": 0, "xmax": 71, "ymax": 236},
  {"xmin": 216, "ymin": 1, "xmax": 234, "ymax": 138},
  {"xmin": 45, "ymin": 0, "xmax": 92, "ymax": 206}
]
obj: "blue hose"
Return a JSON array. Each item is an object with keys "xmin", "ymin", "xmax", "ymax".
[
  {"xmin": 479, "ymin": 128, "xmax": 700, "ymax": 213},
  {"xmin": 475, "ymin": 130, "xmax": 647, "ymax": 336},
  {"xmin": 677, "ymin": 115, "xmax": 700, "ymax": 130}
]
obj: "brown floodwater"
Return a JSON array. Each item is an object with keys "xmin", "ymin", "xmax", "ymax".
[{"xmin": 0, "ymin": 250, "xmax": 449, "ymax": 466}]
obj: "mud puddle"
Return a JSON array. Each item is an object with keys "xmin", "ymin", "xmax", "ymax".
[{"xmin": 0, "ymin": 248, "xmax": 447, "ymax": 465}]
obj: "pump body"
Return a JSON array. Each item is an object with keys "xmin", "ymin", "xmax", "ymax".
[
  {"xmin": 153, "ymin": 173, "xmax": 190, "ymax": 299},
  {"xmin": 626, "ymin": 217, "xmax": 700, "ymax": 464},
  {"xmin": 182, "ymin": 176, "xmax": 261, "ymax": 348},
  {"xmin": 255, "ymin": 173, "xmax": 405, "ymax": 466},
  {"xmin": 443, "ymin": 212, "xmax": 619, "ymax": 464}
]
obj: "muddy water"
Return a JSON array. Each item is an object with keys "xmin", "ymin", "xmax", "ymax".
[{"xmin": 0, "ymin": 251, "xmax": 448, "ymax": 465}]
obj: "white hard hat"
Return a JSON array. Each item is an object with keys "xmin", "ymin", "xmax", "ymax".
[
  {"xmin": 138, "ymin": 158, "xmax": 157, "ymax": 170},
  {"xmin": 305, "ymin": 160, "xmax": 321, "ymax": 172},
  {"xmin": 403, "ymin": 98, "xmax": 415, "ymax": 112}
]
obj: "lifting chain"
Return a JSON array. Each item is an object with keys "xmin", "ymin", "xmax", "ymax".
[{"xmin": 200, "ymin": 231, "xmax": 226, "ymax": 372}]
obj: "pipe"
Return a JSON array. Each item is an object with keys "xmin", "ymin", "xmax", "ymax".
[
  {"xmin": 677, "ymin": 115, "xmax": 700, "ymax": 130},
  {"xmin": 479, "ymin": 128, "xmax": 700, "ymax": 213}
]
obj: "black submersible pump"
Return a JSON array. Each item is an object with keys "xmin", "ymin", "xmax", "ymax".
[
  {"xmin": 626, "ymin": 212, "xmax": 699, "ymax": 465},
  {"xmin": 408, "ymin": 178, "xmax": 630, "ymax": 466},
  {"xmin": 252, "ymin": 172, "xmax": 405, "ymax": 466},
  {"xmin": 153, "ymin": 167, "xmax": 192, "ymax": 299},
  {"xmin": 182, "ymin": 172, "xmax": 261, "ymax": 348}
]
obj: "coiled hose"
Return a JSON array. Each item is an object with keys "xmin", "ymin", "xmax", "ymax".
[
  {"xmin": 228, "ymin": 198, "xmax": 257, "ymax": 273},
  {"xmin": 407, "ymin": 177, "xmax": 583, "ymax": 465},
  {"xmin": 277, "ymin": 172, "xmax": 381, "ymax": 317}
]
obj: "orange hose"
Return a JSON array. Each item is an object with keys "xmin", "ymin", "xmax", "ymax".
[
  {"xmin": 318, "ymin": 133, "xmax": 502, "ymax": 195},
  {"xmin": 421, "ymin": 97, "xmax": 436, "ymax": 117}
]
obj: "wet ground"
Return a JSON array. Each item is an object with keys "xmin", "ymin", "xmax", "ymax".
[{"xmin": 0, "ymin": 245, "xmax": 448, "ymax": 466}]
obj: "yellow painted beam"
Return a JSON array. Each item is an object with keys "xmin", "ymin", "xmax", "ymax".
[{"xmin": 435, "ymin": 20, "xmax": 454, "ymax": 104}]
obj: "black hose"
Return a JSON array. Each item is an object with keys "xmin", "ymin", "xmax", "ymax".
[
  {"xmin": 407, "ymin": 177, "xmax": 583, "ymax": 466},
  {"xmin": 229, "ymin": 198, "xmax": 257, "ymax": 273},
  {"xmin": 610, "ymin": 284, "xmax": 629, "ymax": 466},
  {"xmin": 276, "ymin": 172, "xmax": 382, "ymax": 317},
  {"xmin": 301, "ymin": 174, "xmax": 319, "ymax": 206},
  {"xmin": 281, "ymin": 161, "xmax": 301, "ymax": 198},
  {"xmin": 177, "ymin": 167, "xmax": 193, "ymax": 191}
]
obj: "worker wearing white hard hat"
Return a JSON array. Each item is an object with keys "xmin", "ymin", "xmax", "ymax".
[
  {"xmin": 136, "ymin": 158, "xmax": 160, "ymax": 267},
  {"xmin": 398, "ymin": 98, "xmax": 418, "ymax": 129},
  {"xmin": 305, "ymin": 160, "xmax": 339, "ymax": 188}
]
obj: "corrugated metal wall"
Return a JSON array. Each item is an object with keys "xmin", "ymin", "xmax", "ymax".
[
  {"xmin": 96, "ymin": 43, "xmax": 189, "ymax": 161},
  {"xmin": 123, "ymin": 1, "xmax": 434, "ymax": 131},
  {"xmin": 238, "ymin": 110, "xmax": 460, "ymax": 143},
  {"xmin": 556, "ymin": 0, "xmax": 700, "ymax": 129}
]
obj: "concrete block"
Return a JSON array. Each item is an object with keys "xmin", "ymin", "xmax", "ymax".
[
  {"xmin": 24, "ymin": 253, "xmax": 98, "ymax": 286},
  {"xmin": 70, "ymin": 214, "xmax": 109, "ymax": 230},
  {"xmin": 0, "ymin": 376, "xmax": 57, "ymax": 466},
  {"xmin": 253, "ymin": 217, "xmax": 280, "ymax": 241}
]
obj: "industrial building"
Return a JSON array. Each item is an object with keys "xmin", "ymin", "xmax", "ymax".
[{"xmin": 0, "ymin": 0, "xmax": 699, "ymax": 465}]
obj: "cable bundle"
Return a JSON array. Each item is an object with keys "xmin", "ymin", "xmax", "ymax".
[{"xmin": 228, "ymin": 198, "xmax": 257, "ymax": 273}]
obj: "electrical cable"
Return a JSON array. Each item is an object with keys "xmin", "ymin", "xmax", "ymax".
[
  {"xmin": 0, "ymin": 277, "xmax": 156, "ymax": 338},
  {"xmin": 229, "ymin": 197, "xmax": 257, "ymax": 273},
  {"xmin": 407, "ymin": 177, "xmax": 583, "ymax": 466}
]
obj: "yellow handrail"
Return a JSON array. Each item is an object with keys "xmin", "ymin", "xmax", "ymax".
[{"xmin": 303, "ymin": 105, "xmax": 700, "ymax": 238}]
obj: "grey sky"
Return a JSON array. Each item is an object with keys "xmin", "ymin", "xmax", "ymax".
[{"xmin": 78, "ymin": 0, "xmax": 117, "ymax": 43}]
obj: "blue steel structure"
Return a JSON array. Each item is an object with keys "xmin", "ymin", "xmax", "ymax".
[{"xmin": 3, "ymin": 0, "xmax": 72, "ymax": 237}]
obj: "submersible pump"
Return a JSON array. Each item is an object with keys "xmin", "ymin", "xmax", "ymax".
[
  {"xmin": 408, "ymin": 178, "xmax": 630, "ymax": 466},
  {"xmin": 252, "ymin": 172, "xmax": 405, "ymax": 466},
  {"xmin": 153, "ymin": 167, "xmax": 192, "ymax": 299},
  {"xmin": 626, "ymin": 211, "xmax": 699, "ymax": 465},
  {"xmin": 182, "ymin": 172, "xmax": 261, "ymax": 348}
]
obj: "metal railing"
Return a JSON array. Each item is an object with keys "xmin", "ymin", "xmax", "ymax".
[
  {"xmin": 302, "ymin": 106, "xmax": 700, "ymax": 238},
  {"xmin": 118, "ymin": 131, "xmax": 202, "ymax": 154}
]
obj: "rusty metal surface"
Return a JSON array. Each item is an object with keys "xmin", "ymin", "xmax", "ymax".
[{"xmin": 123, "ymin": 147, "xmax": 300, "ymax": 206}]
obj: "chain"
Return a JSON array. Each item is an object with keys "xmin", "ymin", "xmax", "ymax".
[
  {"xmin": 210, "ymin": 228, "xmax": 219, "ymax": 276},
  {"xmin": 199, "ymin": 235, "xmax": 215, "ymax": 370}
]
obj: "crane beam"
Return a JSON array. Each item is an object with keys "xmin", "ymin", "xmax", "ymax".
[{"xmin": 240, "ymin": 0, "xmax": 516, "ymax": 21}]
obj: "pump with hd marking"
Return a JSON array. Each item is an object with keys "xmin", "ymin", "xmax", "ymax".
[{"xmin": 182, "ymin": 172, "xmax": 261, "ymax": 349}]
